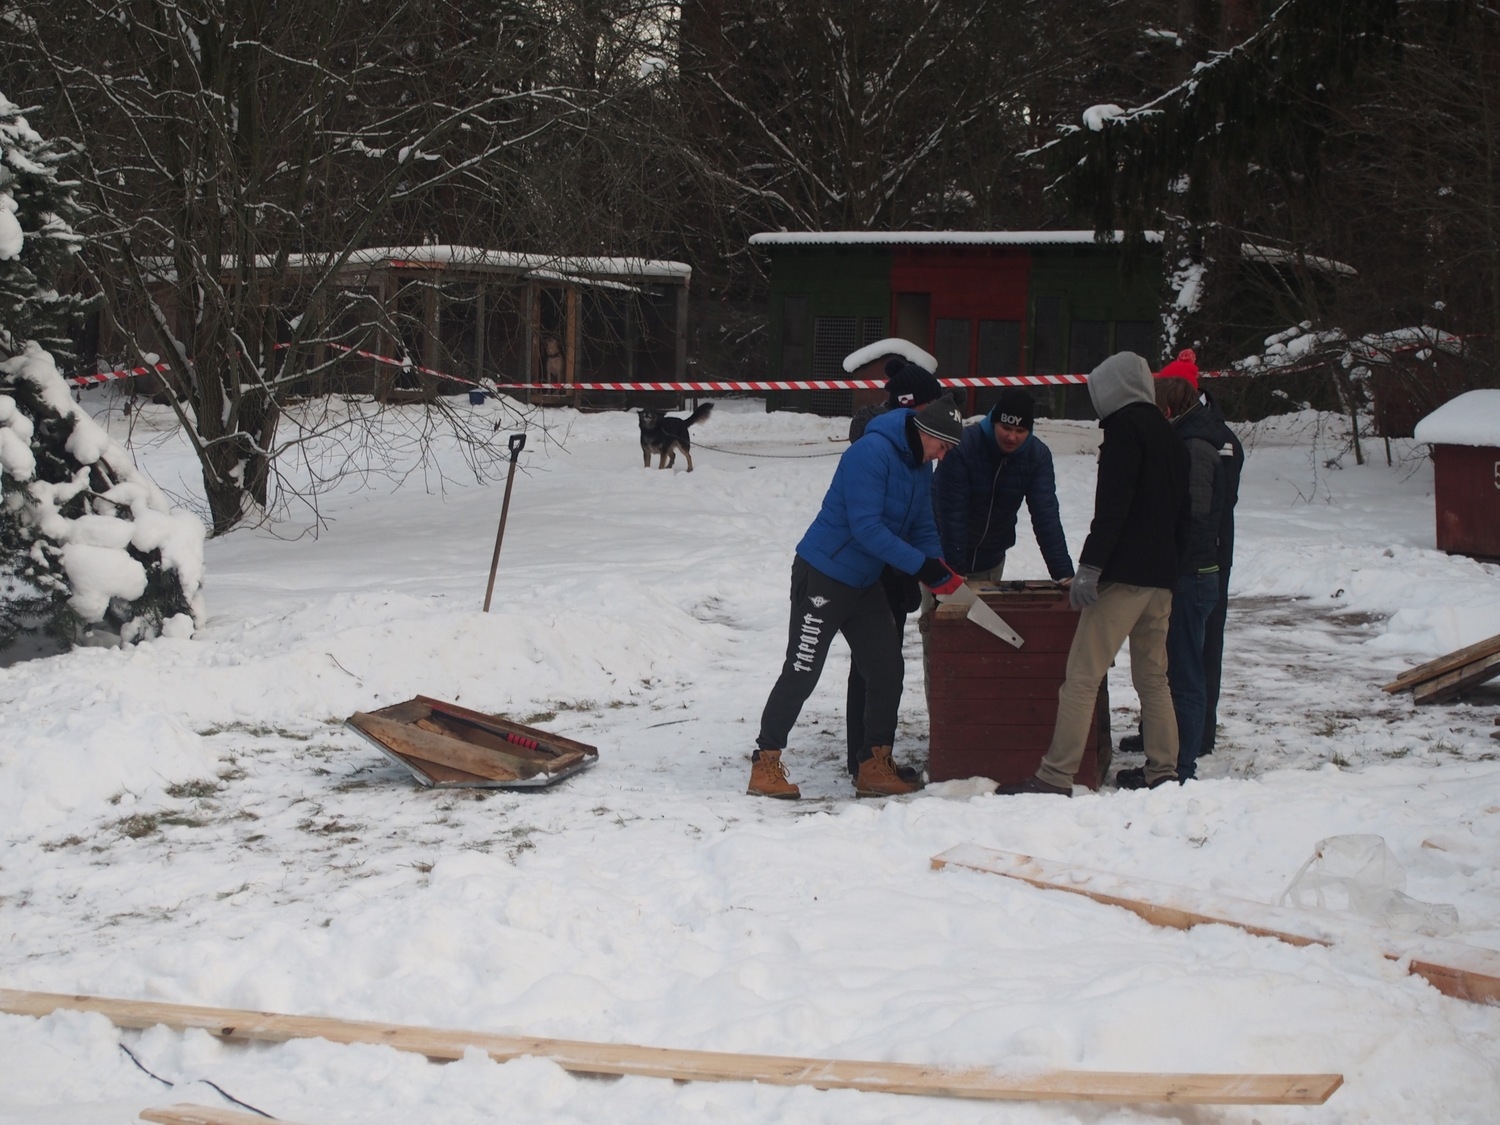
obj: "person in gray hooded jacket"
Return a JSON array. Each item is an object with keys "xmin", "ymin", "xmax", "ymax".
[{"xmin": 996, "ymin": 351, "xmax": 1187, "ymax": 796}]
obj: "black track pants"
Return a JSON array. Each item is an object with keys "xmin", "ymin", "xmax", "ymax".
[{"xmin": 757, "ymin": 556, "xmax": 904, "ymax": 758}]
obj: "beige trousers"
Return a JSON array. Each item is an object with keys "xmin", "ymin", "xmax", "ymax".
[{"xmin": 1035, "ymin": 581, "xmax": 1177, "ymax": 790}]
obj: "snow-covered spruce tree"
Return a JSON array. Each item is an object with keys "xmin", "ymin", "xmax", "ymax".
[
  {"xmin": 0, "ymin": 90, "xmax": 94, "ymax": 363},
  {"xmin": 0, "ymin": 344, "xmax": 206, "ymax": 654},
  {"xmin": 0, "ymin": 90, "xmax": 200, "ymax": 655}
]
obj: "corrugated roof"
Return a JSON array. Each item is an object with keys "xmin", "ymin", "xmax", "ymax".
[{"xmin": 749, "ymin": 230, "xmax": 1162, "ymax": 247}]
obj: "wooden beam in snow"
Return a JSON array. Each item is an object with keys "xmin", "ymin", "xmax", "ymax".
[
  {"xmin": 932, "ymin": 844, "xmax": 1500, "ymax": 1005},
  {"xmin": 141, "ymin": 1105, "xmax": 307, "ymax": 1125},
  {"xmin": 1381, "ymin": 632, "xmax": 1500, "ymax": 695},
  {"xmin": 0, "ymin": 989, "xmax": 1341, "ymax": 1106}
]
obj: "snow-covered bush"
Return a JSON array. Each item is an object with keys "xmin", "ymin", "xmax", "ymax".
[{"xmin": 1, "ymin": 344, "xmax": 205, "ymax": 654}]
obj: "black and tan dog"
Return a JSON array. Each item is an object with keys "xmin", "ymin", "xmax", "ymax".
[{"xmin": 638, "ymin": 402, "xmax": 714, "ymax": 471}]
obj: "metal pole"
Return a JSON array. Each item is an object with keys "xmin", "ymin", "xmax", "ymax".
[{"xmin": 482, "ymin": 432, "xmax": 527, "ymax": 612}]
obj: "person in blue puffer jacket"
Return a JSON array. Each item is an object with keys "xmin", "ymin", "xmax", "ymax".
[{"xmin": 750, "ymin": 396, "xmax": 965, "ymax": 801}]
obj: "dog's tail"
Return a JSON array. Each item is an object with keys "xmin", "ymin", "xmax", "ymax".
[{"xmin": 685, "ymin": 402, "xmax": 714, "ymax": 427}]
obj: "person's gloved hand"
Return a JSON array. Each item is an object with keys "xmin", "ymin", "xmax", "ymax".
[
  {"xmin": 917, "ymin": 557, "xmax": 965, "ymax": 597},
  {"xmin": 1069, "ymin": 564, "xmax": 1102, "ymax": 610}
]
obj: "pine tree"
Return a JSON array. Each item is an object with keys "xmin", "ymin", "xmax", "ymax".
[
  {"xmin": 0, "ymin": 90, "xmax": 94, "ymax": 362},
  {"xmin": 2, "ymin": 88, "xmax": 203, "ymax": 657}
]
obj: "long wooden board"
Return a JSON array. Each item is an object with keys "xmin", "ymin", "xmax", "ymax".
[
  {"xmin": 1381, "ymin": 632, "xmax": 1500, "ymax": 692},
  {"xmin": 933, "ymin": 844, "xmax": 1500, "ymax": 1005},
  {"xmin": 141, "ymin": 1105, "xmax": 307, "ymax": 1125},
  {"xmin": 0, "ymin": 989, "xmax": 1341, "ymax": 1106}
]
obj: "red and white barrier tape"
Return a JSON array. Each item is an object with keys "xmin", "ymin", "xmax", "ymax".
[
  {"xmin": 68, "ymin": 362, "xmax": 172, "ymax": 387},
  {"xmin": 67, "ymin": 352, "xmax": 1266, "ymax": 396}
]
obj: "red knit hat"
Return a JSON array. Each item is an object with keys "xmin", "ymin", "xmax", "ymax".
[{"xmin": 1156, "ymin": 348, "xmax": 1199, "ymax": 389}]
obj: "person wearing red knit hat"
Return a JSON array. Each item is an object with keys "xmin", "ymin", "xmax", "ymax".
[
  {"xmin": 1119, "ymin": 348, "xmax": 1246, "ymax": 770},
  {"xmin": 1157, "ymin": 348, "xmax": 1200, "ymax": 389}
]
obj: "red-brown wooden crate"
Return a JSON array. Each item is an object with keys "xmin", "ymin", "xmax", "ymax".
[
  {"xmin": 930, "ymin": 669, "xmax": 1074, "ymax": 696},
  {"xmin": 927, "ymin": 588, "xmax": 1106, "ymax": 788},
  {"xmin": 1432, "ymin": 444, "xmax": 1500, "ymax": 560}
]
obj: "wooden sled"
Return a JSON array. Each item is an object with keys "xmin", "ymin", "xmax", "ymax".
[{"xmin": 346, "ymin": 695, "xmax": 597, "ymax": 789}]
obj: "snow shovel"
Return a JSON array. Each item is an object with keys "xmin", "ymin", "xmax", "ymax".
[
  {"xmin": 482, "ymin": 432, "xmax": 526, "ymax": 612},
  {"xmin": 936, "ymin": 582, "xmax": 1024, "ymax": 648}
]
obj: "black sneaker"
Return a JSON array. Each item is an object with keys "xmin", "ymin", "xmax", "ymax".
[
  {"xmin": 1117, "ymin": 733, "xmax": 1144, "ymax": 754},
  {"xmin": 994, "ymin": 776, "xmax": 1072, "ymax": 797},
  {"xmin": 1115, "ymin": 767, "xmax": 1177, "ymax": 790}
]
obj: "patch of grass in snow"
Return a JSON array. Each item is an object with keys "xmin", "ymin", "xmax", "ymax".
[
  {"xmin": 41, "ymin": 835, "xmax": 86, "ymax": 851},
  {"xmin": 196, "ymin": 721, "xmax": 314, "ymax": 741},
  {"xmin": 520, "ymin": 709, "xmax": 558, "ymax": 724},
  {"xmin": 158, "ymin": 814, "xmax": 209, "ymax": 829},
  {"xmin": 115, "ymin": 813, "xmax": 159, "ymax": 838},
  {"xmin": 165, "ymin": 779, "xmax": 221, "ymax": 799}
]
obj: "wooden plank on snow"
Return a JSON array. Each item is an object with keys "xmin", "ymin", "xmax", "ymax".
[
  {"xmin": 417, "ymin": 695, "xmax": 598, "ymax": 758},
  {"xmin": 1381, "ymin": 632, "xmax": 1500, "ymax": 692},
  {"xmin": 932, "ymin": 844, "xmax": 1500, "ymax": 1005},
  {"xmin": 0, "ymin": 990, "xmax": 1342, "ymax": 1106},
  {"xmin": 346, "ymin": 712, "xmax": 527, "ymax": 780},
  {"xmin": 1410, "ymin": 650, "xmax": 1500, "ymax": 705},
  {"xmin": 141, "ymin": 1104, "xmax": 308, "ymax": 1125}
]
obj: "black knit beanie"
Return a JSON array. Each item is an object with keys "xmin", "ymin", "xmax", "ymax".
[
  {"xmin": 991, "ymin": 387, "xmax": 1035, "ymax": 431},
  {"xmin": 884, "ymin": 361, "xmax": 943, "ymax": 409}
]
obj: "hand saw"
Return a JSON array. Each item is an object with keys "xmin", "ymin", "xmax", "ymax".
[{"xmin": 936, "ymin": 582, "xmax": 1024, "ymax": 648}]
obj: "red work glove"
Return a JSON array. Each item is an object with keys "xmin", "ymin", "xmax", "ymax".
[{"xmin": 916, "ymin": 557, "xmax": 965, "ymax": 597}]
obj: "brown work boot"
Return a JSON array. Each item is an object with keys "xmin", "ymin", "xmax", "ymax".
[
  {"xmin": 854, "ymin": 746, "xmax": 921, "ymax": 798},
  {"xmin": 748, "ymin": 750, "xmax": 800, "ymax": 799}
]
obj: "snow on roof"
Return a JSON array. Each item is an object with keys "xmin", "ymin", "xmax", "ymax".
[
  {"xmin": 146, "ymin": 245, "xmax": 691, "ymax": 284},
  {"xmin": 1413, "ymin": 389, "xmax": 1500, "ymax": 449},
  {"xmin": 1241, "ymin": 242, "xmax": 1358, "ymax": 277},
  {"xmin": 345, "ymin": 245, "xmax": 691, "ymax": 281},
  {"xmin": 842, "ymin": 338, "xmax": 937, "ymax": 374},
  {"xmin": 749, "ymin": 230, "xmax": 1163, "ymax": 247}
]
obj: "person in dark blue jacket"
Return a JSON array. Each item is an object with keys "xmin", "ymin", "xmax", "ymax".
[
  {"xmin": 751, "ymin": 397, "xmax": 965, "ymax": 800},
  {"xmin": 931, "ymin": 387, "xmax": 1075, "ymax": 583},
  {"xmin": 922, "ymin": 388, "xmax": 1074, "ymax": 703}
]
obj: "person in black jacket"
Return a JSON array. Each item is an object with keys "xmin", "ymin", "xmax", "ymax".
[
  {"xmin": 844, "ymin": 359, "xmax": 944, "ymax": 778},
  {"xmin": 1118, "ymin": 377, "xmax": 1225, "ymax": 787},
  {"xmin": 996, "ymin": 352, "xmax": 1187, "ymax": 796},
  {"xmin": 1118, "ymin": 357, "xmax": 1246, "ymax": 762}
]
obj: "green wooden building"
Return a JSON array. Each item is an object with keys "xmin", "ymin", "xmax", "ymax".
[{"xmin": 749, "ymin": 231, "xmax": 1163, "ymax": 418}]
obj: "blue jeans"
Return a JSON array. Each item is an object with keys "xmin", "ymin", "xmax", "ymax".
[{"xmin": 1166, "ymin": 572, "xmax": 1220, "ymax": 781}]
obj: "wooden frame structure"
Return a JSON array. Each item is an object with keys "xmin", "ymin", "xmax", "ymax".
[{"xmin": 112, "ymin": 246, "xmax": 691, "ymax": 407}]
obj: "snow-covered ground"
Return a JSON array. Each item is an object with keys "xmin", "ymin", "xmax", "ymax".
[{"xmin": 2, "ymin": 393, "xmax": 1499, "ymax": 1124}]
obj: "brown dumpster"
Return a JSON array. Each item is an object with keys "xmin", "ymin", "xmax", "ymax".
[{"xmin": 927, "ymin": 584, "xmax": 1109, "ymax": 788}]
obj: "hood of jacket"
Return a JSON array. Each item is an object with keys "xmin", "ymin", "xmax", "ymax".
[
  {"xmin": 863, "ymin": 404, "xmax": 919, "ymax": 464},
  {"xmin": 1172, "ymin": 400, "xmax": 1218, "ymax": 443},
  {"xmin": 1087, "ymin": 352, "xmax": 1156, "ymax": 421}
]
